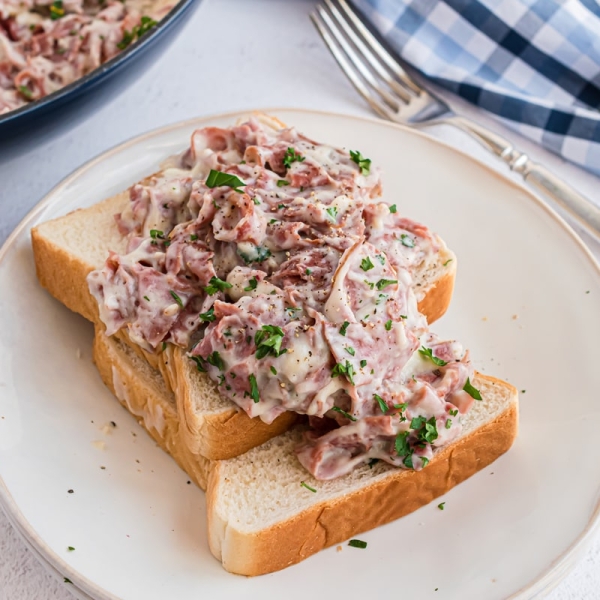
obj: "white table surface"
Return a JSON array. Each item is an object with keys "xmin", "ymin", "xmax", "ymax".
[{"xmin": 1, "ymin": 0, "xmax": 599, "ymax": 598}]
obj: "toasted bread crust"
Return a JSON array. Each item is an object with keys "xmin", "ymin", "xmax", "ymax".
[
  {"xmin": 171, "ymin": 348, "xmax": 299, "ymax": 460},
  {"xmin": 92, "ymin": 329, "xmax": 212, "ymax": 490},
  {"xmin": 31, "ymin": 192, "xmax": 130, "ymax": 323},
  {"xmin": 417, "ymin": 260, "xmax": 456, "ymax": 324},
  {"xmin": 207, "ymin": 375, "xmax": 518, "ymax": 576},
  {"xmin": 32, "ymin": 223, "xmax": 97, "ymax": 323}
]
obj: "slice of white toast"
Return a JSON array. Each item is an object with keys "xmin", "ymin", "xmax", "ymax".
[
  {"xmin": 93, "ymin": 326, "xmax": 518, "ymax": 577},
  {"xmin": 206, "ymin": 375, "xmax": 518, "ymax": 576},
  {"xmin": 32, "ymin": 192, "xmax": 456, "ymax": 460}
]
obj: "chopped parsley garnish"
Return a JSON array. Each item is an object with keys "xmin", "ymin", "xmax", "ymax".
[
  {"xmin": 270, "ymin": 366, "xmax": 277, "ymax": 375},
  {"xmin": 117, "ymin": 15, "xmax": 157, "ymax": 49},
  {"xmin": 190, "ymin": 234, "xmax": 198, "ymax": 241},
  {"xmin": 255, "ymin": 325, "xmax": 286, "ymax": 359},
  {"xmin": 349, "ymin": 150, "xmax": 371, "ymax": 175},
  {"xmin": 239, "ymin": 245, "xmax": 272, "ymax": 264},
  {"xmin": 360, "ymin": 359, "xmax": 367, "ymax": 368},
  {"xmin": 410, "ymin": 416, "xmax": 426, "ymax": 430},
  {"xmin": 449, "ymin": 409, "xmax": 458, "ymax": 417},
  {"xmin": 161, "ymin": 342, "xmax": 167, "ymax": 351},
  {"xmin": 331, "ymin": 360, "xmax": 355, "ymax": 385},
  {"xmin": 244, "ymin": 277, "xmax": 258, "ymax": 291},
  {"xmin": 348, "ymin": 539, "xmax": 367, "ymax": 549},
  {"xmin": 463, "ymin": 377, "xmax": 482, "ymax": 400},
  {"xmin": 331, "ymin": 406, "xmax": 356, "ymax": 421},
  {"xmin": 438, "ymin": 502, "xmax": 445, "ymax": 510},
  {"xmin": 345, "ymin": 346, "xmax": 355, "ymax": 356},
  {"xmin": 248, "ymin": 374, "xmax": 260, "ymax": 403},
  {"xmin": 418, "ymin": 346, "xmax": 448, "ymax": 366},
  {"xmin": 278, "ymin": 203, "xmax": 285, "ymax": 209},
  {"xmin": 300, "ymin": 481, "xmax": 317, "ymax": 493},
  {"xmin": 169, "ymin": 290, "xmax": 183, "ymax": 308},
  {"xmin": 64, "ymin": 578, "xmax": 73, "ymax": 584},
  {"xmin": 49, "ymin": 0, "xmax": 65, "ymax": 19},
  {"xmin": 204, "ymin": 276, "xmax": 232, "ymax": 295},
  {"xmin": 443, "ymin": 258, "xmax": 453, "ymax": 267},
  {"xmin": 199, "ymin": 307, "xmax": 215, "ymax": 322},
  {"xmin": 143, "ymin": 295, "xmax": 150, "ymax": 301},
  {"xmin": 376, "ymin": 254, "xmax": 385, "ymax": 265},
  {"xmin": 385, "ymin": 319, "xmax": 392, "ymax": 331},
  {"xmin": 339, "ymin": 321, "xmax": 350, "ymax": 336},
  {"xmin": 326, "ymin": 206, "xmax": 338, "ymax": 220},
  {"xmin": 150, "ymin": 229, "xmax": 164, "ymax": 240},
  {"xmin": 252, "ymin": 198, "xmax": 260, "ymax": 205},
  {"xmin": 445, "ymin": 419, "xmax": 452, "ymax": 429},
  {"xmin": 283, "ymin": 147, "xmax": 305, "ymax": 168},
  {"xmin": 374, "ymin": 394, "xmax": 388, "ymax": 413},
  {"xmin": 189, "ymin": 356, "xmax": 206, "ymax": 372},
  {"xmin": 18, "ymin": 85, "xmax": 33, "ymax": 99},
  {"xmin": 277, "ymin": 179, "xmax": 290, "ymax": 187},
  {"xmin": 400, "ymin": 234, "xmax": 415, "ymax": 248},
  {"xmin": 364, "ymin": 280, "xmax": 375, "ymax": 290},
  {"xmin": 412, "ymin": 416, "xmax": 438, "ymax": 444},
  {"xmin": 205, "ymin": 169, "xmax": 246, "ymax": 193},
  {"xmin": 305, "ymin": 268, "xmax": 312, "ymax": 275},
  {"xmin": 360, "ymin": 256, "xmax": 374, "ymax": 271},
  {"xmin": 67, "ymin": 546, "xmax": 75, "ymax": 551},
  {"xmin": 389, "ymin": 204, "xmax": 397, "ymax": 213},
  {"xmin": 206, "ymin": 351, "xmax": 225, "ymax": 371},
  {"xmin": 421, "ymin": 457, "xmax": 430, "ymax": 467},
  {"xmin": 394, "ymin": 431, "xmax": 410, "ymax": 457},
  {"xmin": 376, "ymin": 279, "xmax": 397, "ymax": 291},
  {"xmin": 376, "ymin": 293, "xmax": 387, "ymax": 305},
  {"xmin": 394, "ymin": 402, "xmax": 408, "ymax": 412}
]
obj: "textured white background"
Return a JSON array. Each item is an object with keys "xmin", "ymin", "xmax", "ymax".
[{"xmin": 1, "ymin": 0, "xmax": 599, "ymax": 598}]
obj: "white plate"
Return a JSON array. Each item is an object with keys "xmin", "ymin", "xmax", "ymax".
[{"xmin": 1, "ymin": 109, "xmax": 599, "ymax": 600}]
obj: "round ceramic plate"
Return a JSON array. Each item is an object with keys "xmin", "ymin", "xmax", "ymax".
[{"xmin": 0, "ymin": 109, "xmax": 599, "ymax": 600}]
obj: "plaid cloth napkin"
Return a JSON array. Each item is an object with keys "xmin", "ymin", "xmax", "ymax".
[{"xmin": 352, "ymin": 0, "xmax": 600, "ymax": 175}]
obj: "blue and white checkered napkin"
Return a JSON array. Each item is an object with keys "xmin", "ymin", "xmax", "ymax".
[{"xmin": 352, "ymin": 0, "xmax": 600, "ymax": 175}]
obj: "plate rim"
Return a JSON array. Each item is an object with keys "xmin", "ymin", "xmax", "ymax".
[{"xmin": 1, "ymin": 106, "xmax": 599, "ymax": 600}]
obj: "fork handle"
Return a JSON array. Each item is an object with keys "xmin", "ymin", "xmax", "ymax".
[{"xmin": 446, "ymin": 116, "xmax": 600, "ymax": 241}]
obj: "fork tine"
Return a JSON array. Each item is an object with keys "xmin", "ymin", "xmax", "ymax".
[
  {"xmin": 317, "ymin": 4, "xmax": 405, "ymax": 111},
  {"xmin": 323, "ymin": 0, "xmax": 414, "ymax": 103},
  {"xmin": 335, "ymin": 0, "xmax": 423, "ymax": 96},
  {"xmin": 311, "ymin": 9, "xmax": 395, "ymax": 121}
]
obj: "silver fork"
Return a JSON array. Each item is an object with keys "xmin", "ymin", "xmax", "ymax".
[{"xmin": 311, "ymin": 0, "xmax": 600, "ymax": 242}]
